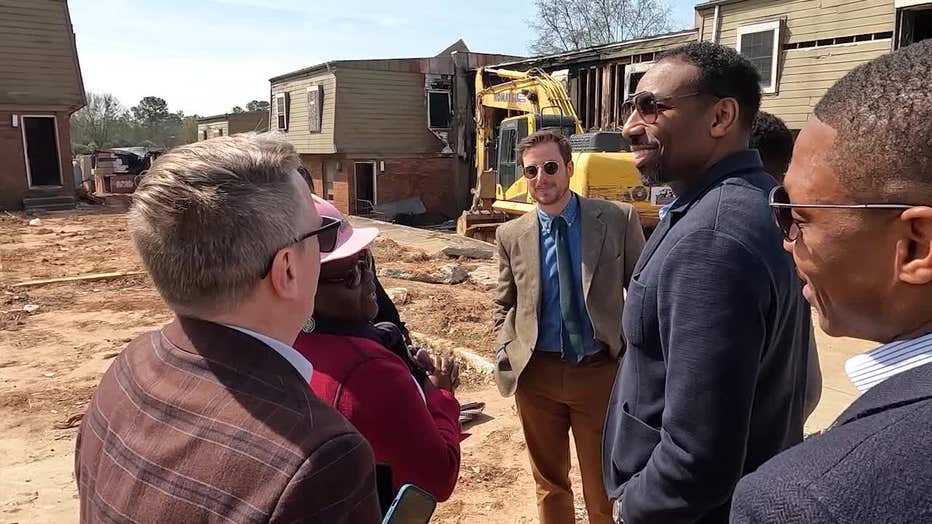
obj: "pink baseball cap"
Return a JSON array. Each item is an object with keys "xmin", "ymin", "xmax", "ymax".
[{"xmin": 312, "ymin": 195, "xmax": 379, "ymax": 263}]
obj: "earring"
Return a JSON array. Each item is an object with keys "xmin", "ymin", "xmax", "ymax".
[{"xmin": 301, "ymin": 317, "xmax": 316, "ymax": 333}]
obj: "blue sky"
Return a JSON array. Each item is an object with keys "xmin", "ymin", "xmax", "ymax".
[{"xmin": 70, "ymin": 0, "xmax": 697, "ymax": 117}]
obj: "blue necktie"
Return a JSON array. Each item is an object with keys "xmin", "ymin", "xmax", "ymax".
[{"xmin": 554, "ymin": 216, "xmax": 584, "ymax": 364}]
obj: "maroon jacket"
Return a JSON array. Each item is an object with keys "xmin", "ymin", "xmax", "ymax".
[
  {"xmin": 75, "ymin": 317, "xmax": 380, "ymax": 523},
  {"xmin": 294, "ymin": 332, "xmax": 461, "ymax": 501}
]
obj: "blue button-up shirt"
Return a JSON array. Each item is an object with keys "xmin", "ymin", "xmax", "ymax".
[{"xmin": 535, "ymin": 193, "xmax": 598, "ymax": 358}]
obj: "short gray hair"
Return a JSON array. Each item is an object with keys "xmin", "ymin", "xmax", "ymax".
[{"xmin": 129, "ymin": 133, "xmax": 304, "ymax": 312}]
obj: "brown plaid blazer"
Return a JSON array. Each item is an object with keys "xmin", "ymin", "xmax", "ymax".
[{"xmin": 75, "ymin": 317, "xmax": 380, "ymax": 523}]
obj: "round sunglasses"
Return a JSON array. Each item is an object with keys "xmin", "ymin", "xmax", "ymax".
[
  {"xmin": 523, "ymin": 161, "xmax": 561, "ymax": 178},
  {"xmin": 621, "ymin": 91, "xmax": 703, "ymax": 124},
  {"xmin": 320, "ymin": 250, "xmax": 373, "ymax": 289}
]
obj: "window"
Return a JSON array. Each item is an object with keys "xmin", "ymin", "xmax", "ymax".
[
  {"xmin": 737, "ymin": 21, "xmax": 782, "ymax": 93},
  {"xmin": 624, "ymin": 62, "xmax": 653, "ymax": 101},
  {"xmin": 895, "ymin": 3, "xmax": 932, "ymax": 49},
  {"xmin": 427, "ymin": 90, "xmax": 451, "ymax": 129},
  {"xmin": 218, "ymin": 128, "xmax": 224, "ymax": 136},
  {"xmin": 274, "ymin": 93, "xmax": 289, "ymax": 130},
  {"xmin": 307, "ymin": 85, "xmax": 323, "ymax": 133}
]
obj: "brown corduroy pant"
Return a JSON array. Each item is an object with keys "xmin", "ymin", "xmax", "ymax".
[{"xmin": 515, "ymin": 351, "xmax": 619, "ymax": 524}]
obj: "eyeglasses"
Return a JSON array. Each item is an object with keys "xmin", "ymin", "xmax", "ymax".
[
  {"xmin": 320, "ymin": 250, "xmax": 372, "ymax": 289},
  {"xmin": 523, "ymin": 161, "xmax": 561, "ymax": 178},
  {"xmin": 769, "ymin": 185, "xmax": 915, "ymax": 242},
  {"xmin": 261, "ymin": 216, "xmax": 342, "ymax": 277},
  {"xmin": 621, "ymin": 91, "xmax": 703, "ymax": 124}
]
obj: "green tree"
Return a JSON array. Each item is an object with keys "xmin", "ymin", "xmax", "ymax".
[
  {"xmin": 246, "ymin": 100, "xmax": 270, "ymax": 112},
  {"xmin": 71, "ymin": 92, "xmax": 129, "ymax": 149},
  {"xmin": 130, "ymin": 96, "xmax": 184, "ymax": 147},
  {"xmin": 231, "ymin": 106, "xmax": 244, "ymax": 113}
]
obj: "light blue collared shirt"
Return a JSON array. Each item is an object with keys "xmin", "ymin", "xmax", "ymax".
[
  {"xmin": 224, "ymin": 324, "xmax": 313, "ymax": 382},
  {"xmin": 658, "ymin": 198, "xmax": 678, "ymax": 221},
  {"xmin": 535, "ymin": 193, "xmax": 598, "ymax": 360}
]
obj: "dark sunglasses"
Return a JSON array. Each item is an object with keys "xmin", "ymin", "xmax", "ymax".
[
  {"xmin": 320, "ymin": 250, "xmax": 372, "ymax": 289},
  {"xmin": 769, "ymin": 185, "xmax": 915, "ymax": 242},
  {"xmin": 621, "ymin": 91, "xmax": 703, "ymax": 124},
  {"xmin": 523, "ymin": 161, "xmax": 561, "ymax": 178},
  {"xmin": 261, "ymin": 216, "xmax": 342, "ymax": 278}
]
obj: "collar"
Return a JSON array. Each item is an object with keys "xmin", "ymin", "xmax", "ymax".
[
  {"xmin": 537, "ymin": 192, "xmax": 580, "ymax": 234},
  {"xmin": 224, "ymin": 324, "xmax": 313, "ymax": 382},
  {"xmin": 667, "ymin": 150, "xmax": 764, "ymax": 217},
  {"xmin": 658, "ymin": 199, "xmax": 678, "ymax": 221},
  {"xmin": 845, "ymin": 332, "xmax": 932, "ymax": 393}
]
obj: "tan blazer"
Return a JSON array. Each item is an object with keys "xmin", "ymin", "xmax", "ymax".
[{"xmin": 492, "ymin": 195, "xmax": 646, "ymax": 396}]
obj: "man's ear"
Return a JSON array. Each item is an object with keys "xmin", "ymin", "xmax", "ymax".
[
  {"xmin": 898, "ymin": 207, "xmax": 932, "ymax": 285},
  {"xmin": 710, "ymin": 97, "xmax": 741, "ymax": 139},
  {"xmin": 269, "ymin": 247, "xmax": 303, "ymax": 300},
  {"xmin": 566, "ymin": 160, "xmax": 574, "ymax": 178}
]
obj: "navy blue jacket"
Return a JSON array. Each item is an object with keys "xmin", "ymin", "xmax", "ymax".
[
  {"xmin": 603, "ymin": 150, "xmax": 810, "ymax": 523},
  {"xmin": 731, "ymin": 362, "xmax": 932, "ymax": 523}
]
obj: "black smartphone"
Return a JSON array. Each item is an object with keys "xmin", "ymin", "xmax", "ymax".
[{"xmin": 381, "ymin": 484, "xmax": 436, "ymax": 524}]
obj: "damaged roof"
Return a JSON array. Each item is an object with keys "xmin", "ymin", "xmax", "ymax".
[{"xmin": 489, "ymin": 29, "xmax": 697, "ymax": 70}]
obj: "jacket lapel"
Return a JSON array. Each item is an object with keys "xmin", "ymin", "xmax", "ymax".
[
  {"xmin": 517, "ymin": 211, "xmax": 542, "ymax": 315},
  {"xmin": 579, "ymin": 197, "xmax": 605, "ymax": 301},
  {"xmin": 634, "ymin": 213, "xmax": 672, "ymax": 276},
  {"xmin": 833, "ymin": 361, "xmax": 932, "ymax": 428}
]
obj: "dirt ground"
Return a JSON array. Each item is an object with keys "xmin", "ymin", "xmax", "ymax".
[{"xmin": 0, "ymin": 204, "xmax": 873, "ymax": 523}]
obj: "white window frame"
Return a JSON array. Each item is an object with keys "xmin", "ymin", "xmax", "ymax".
[
  {"xmin": 623, "ymin": 62, "xmax": 653, "ymax": 101},
  {"xmin": 427, "ymin": 89, "xmax": 452, "ymax": 129},
  {"xmin": 737, "ymin": 20, "xmax": 782, "ymax": 94},
  {"xmin": 20, "ymin": 115, "xmax": 63, "ymax": 188},
  {"xmin": 274, "ymin": 92, "xmax": 288, "ymax": 131}
]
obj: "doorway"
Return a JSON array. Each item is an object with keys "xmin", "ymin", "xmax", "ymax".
[
  {"xmin": 354, "ymin": 161, "xmax": 377, "ymax": 214},
  {"xmin": 22, "ymin": 116, "xmax": 63, "ymax": 187}
]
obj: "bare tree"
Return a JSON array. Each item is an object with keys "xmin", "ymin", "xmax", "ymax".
[
  {"xmin": 529, "ymin": 0, "xmax": 673, "ymax": 55},
  {"xmin": 71, "ymin": 92, "xmax": 128, "ymax": 148}
]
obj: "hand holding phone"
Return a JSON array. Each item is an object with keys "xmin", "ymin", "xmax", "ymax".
[{"xmin": 382, "ymin": 484, "xmax": 436, "ymax": 524}]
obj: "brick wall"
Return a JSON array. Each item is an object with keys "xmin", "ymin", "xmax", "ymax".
[
  {"xmin": 0, "ymin": 111, "xmax": 75, "ymax": 210},
  {"xmin": 302, "ymin": 153, "xmax": 464, "ymax": 217},
  {"xmin": 378, "ymin": 156, "xmax": 459, "ymax": 217},
  {"xmin": 300, "ymin": 153, "xmax": 351, "ymax": 215}
]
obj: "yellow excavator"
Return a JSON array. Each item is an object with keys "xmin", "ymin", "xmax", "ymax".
[{"xmin": 457, "ymin": 67, "xmax": 670, "ymax": 242}]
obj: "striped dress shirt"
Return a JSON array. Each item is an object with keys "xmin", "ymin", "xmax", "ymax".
[{"xmin": 845, "ymin": 332, "xmax": 932, "ymax": 392}]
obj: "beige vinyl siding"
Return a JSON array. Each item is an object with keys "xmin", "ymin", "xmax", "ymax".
[
  {"xmin": 270, "ymin": 71, "xmax": 336, "ymax": 154},
  {"xmin": 333, "ymin": 68, "xmax": 440, "ymax": 155},
  {"xmin": 762, "ymin": 39, "xmax": 890, "ymax": 128},
  {"xmin": 196, "ymin": 121, "xmax": 229, "ymax": 140},
  {"xmin": 0, "ymin": 0, "xmax": 84, "ymax": 109},
  {"xmin": 696, "ymin": 0, "xmax": 895, "ymax": 128},
  {"xmin": 699, "ymin": 0, "xmax": 895, "ymax": 46}
]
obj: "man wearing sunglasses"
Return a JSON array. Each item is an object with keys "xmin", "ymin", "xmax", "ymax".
[
  {"xmin": 74, "ymin": 134, "xmax": 380, "ymax": 523},
  {"xmin": 732, "ymin": 40, "xmax": 932, "ymax": 524},
  {"xmin": 493, "ymin": 130, "xmax": 645, "ymax": 524},
  {"xmin": 602, "ymin": 42, "xmax": 811, "ymax": 524}
]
